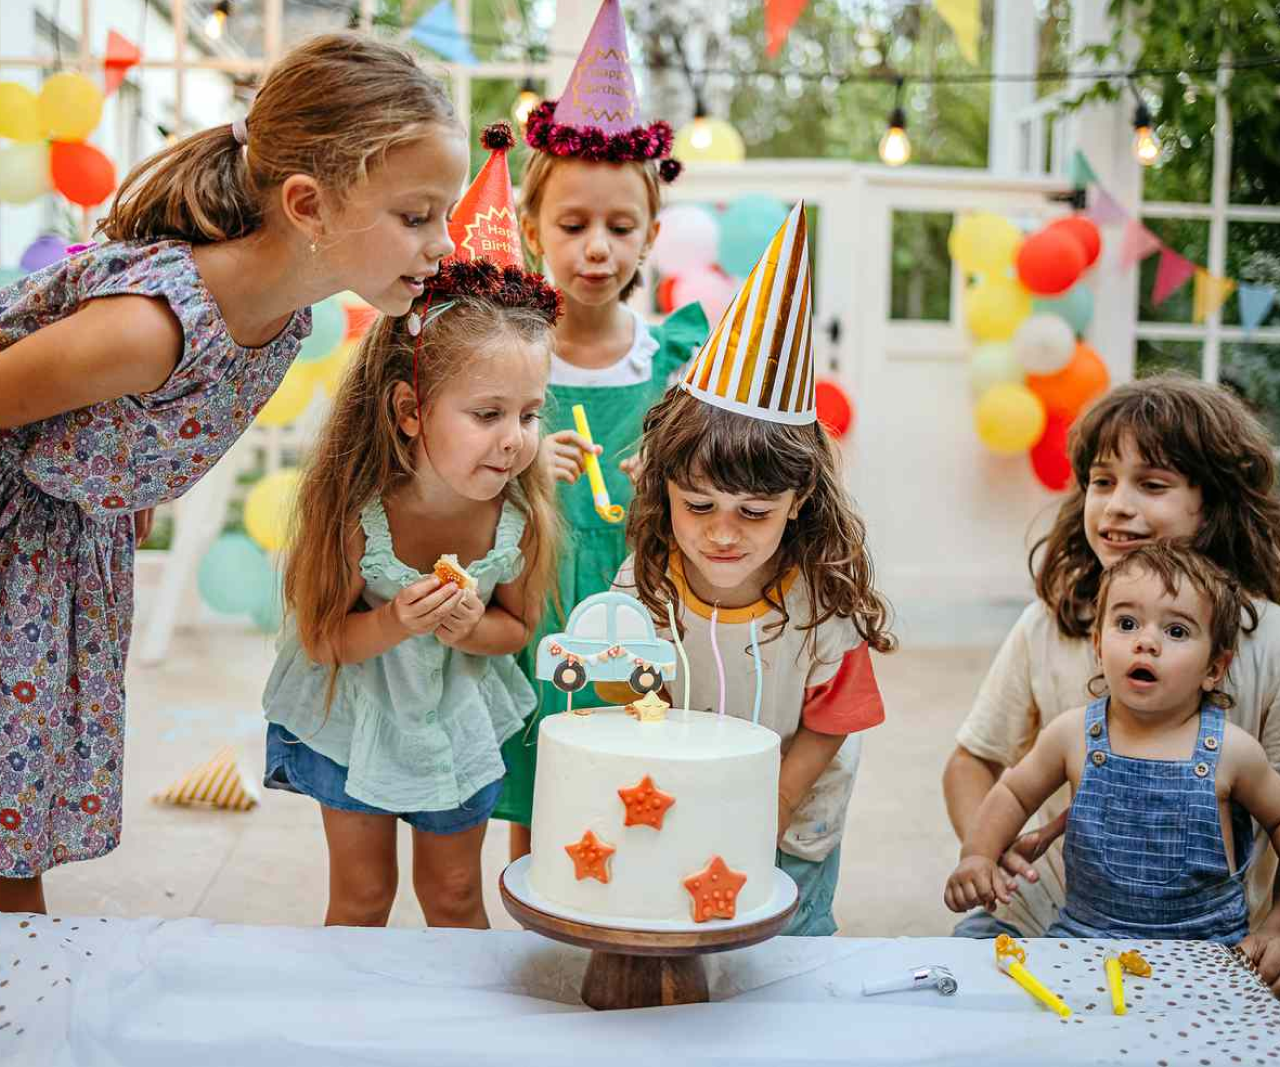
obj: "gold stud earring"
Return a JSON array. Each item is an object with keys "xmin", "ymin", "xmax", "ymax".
[{"xmin": 309, "ymin": 238, "xmax": 318, "ymax": 255}]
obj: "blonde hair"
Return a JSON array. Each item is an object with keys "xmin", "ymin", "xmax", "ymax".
[
  {"xmin": 99, "ymin": 34, "xmax": 456, "ymax": 243},
  {"xmin": 284, "ymin": 300, "xmax": 562, "ymax": 672},
  {"xmin": 518, "ymin": 152, "xmax": 662, "ymax": 302}
]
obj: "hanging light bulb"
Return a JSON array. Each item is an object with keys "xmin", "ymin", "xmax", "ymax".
[
  {"xmin": 879, "ymin": 78, "xmax": 911, "ymax": 166},
  {"xmin": 689, "ymin": 93, "xmax": 713, "ymax": 150},
  {"xmin": 205, "ymin": 1, "xmax": 232, "ymax": 40},
  {"xmin": 1132, "ymin": 100, "xmax": 1160, "ymax": 166},
  {"xmin": 673, "ymin": 92, "xmax": 745, "ymax": 164},
  {"xmin": 513, "ymin": 78, "xmax": 540, "ymax": 128}
]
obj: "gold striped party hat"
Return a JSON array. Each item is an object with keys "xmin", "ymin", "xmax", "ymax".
[
  {"xmin": 680, "ymin": 201, "xmax": 815, "ymax": 425},
  {"xmin": 153, "ymin": 747, "xmax": 259, "ymax": 812}
]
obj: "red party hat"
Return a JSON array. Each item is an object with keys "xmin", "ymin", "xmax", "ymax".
[{"xmin": 445, "ymin": 123, "xmax": 523, "ymax": 270}]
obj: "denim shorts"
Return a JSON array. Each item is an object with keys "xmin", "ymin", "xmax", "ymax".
[
  {"xmin": 777, "ymin": 845, "xmax": 841, "ymax": 937},
  {"xmin": 263, "ymin": 723, "xmax": 502, "ymax": 835}
]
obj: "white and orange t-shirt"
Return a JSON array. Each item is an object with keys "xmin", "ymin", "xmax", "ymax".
[{"xmin": 610, "ymin": 554, "xmax": 885, "ymax": 861}]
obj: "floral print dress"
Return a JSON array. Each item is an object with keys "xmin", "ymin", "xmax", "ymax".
[{"xmin": 0, "ymin": 240, "xmax": 310, "ymax": 878}]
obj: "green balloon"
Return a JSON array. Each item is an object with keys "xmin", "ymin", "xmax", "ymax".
[
  {"xmin": 717, "ymin": 195, "xmax": 790, "ymax": 277},
  {"xmin": 969, "ymin": 342, "xmax": 1024, "ymax": 400},
  {"xmin": 250, "ymin": 573, "xmax": 285, "ymax": 634},
  {"xmin": 298, "ymin": 295, "xmax": 347, "ymax": 364},
  {"xmin": 198, "ymin": 533, "xmax": 274, "ymax": 616},
  {"xmin": 1033, "ymin": 285, "xmax": 1094, "ymax": 337}
]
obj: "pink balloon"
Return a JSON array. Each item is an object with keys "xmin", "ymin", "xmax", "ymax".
[
  {"xmin": 671, "ymin": 266, "xmax": 737, "ymax": 325},
  {"xmin": 651, "ymin": 205, "xmax": 720, "ymax": 276}
]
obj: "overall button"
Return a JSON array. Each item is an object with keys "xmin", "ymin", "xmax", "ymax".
[
  {"xmin": 1088, "ymin": 722, "xmax": 1103, "ymax": 739},
  {"xmin": 1194, "ymin": 761, "xmax": 1210, "ymax": 778},
  {"xmin": 1091, "ymin": 750, "xmax": 1107, "ymax": 767},
  {"xmin": 1203, "ymin": 736, "xmax": 1219, "ymax": 751}
]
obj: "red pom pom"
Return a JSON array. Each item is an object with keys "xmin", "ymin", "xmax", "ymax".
[
  {"xmin": 1016, "ymin": 227, "xmax": 1087, "ymax": 296},
  {"xmin": 659, "ymin": 159, "xmax": 683, "ymax": 183},
  {"xmin": 481, "ymin": 123, "xmax": 515, "ymax": 152}
]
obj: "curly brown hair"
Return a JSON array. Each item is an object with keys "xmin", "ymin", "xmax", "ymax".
[
  {"xmin": 625, "ymin": 387, "xmax": 896, "ymax": 654},
  {"xmin": 1033, "ymin": 373, "xmax": 1280, "ymax": 639}
]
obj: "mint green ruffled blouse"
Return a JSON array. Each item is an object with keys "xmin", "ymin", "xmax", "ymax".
[{"xmin": 262, "ymin": 495, "xmax": 533, "ymax": 812}]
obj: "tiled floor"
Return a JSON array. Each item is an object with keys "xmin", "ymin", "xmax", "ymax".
[{"xmin": 41, "ymin": 619, "xmax": 1000, "ymax": 937}]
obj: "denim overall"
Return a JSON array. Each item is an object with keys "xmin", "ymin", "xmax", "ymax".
[{"xmin": 1047, "ymin": 697, "xmax": 1252, "ymax": 943}]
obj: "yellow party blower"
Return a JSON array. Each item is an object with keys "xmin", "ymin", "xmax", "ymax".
[
  {"xmin": 572, "ymin": 404, "xmax": 625, "ymax": 524},
  {"xmin": 994, "ymin": 934, "xmax": 1071, "ymax": 1018}
]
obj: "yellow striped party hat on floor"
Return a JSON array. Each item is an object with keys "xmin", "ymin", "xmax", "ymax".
[
  {"xmin": 680, "ymin": 201, "xmax": 815, "ymax": 424},
  {"xmin": 153, "ymin": 747, "xmax": 259, "ymax": 812}
]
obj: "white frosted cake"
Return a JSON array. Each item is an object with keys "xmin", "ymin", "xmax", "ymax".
[{"xmin": 528, "ymin": 706, "xmax": 781, "ymax": 923}]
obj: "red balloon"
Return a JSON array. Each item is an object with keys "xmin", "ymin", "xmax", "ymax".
[
  {"xmin": 50, "ymin": 141, "xmax": 116, "ymax": 207},
  {"xmin": 657, "ymin": 276, "xmax": 678, "ymax": 314},
  {"xmin": 1016, "ymin": 227, "xmax": 1087, "ymax": 296},
  {"xmin": 815, "ymin": 379, "xmax": 854, "ymax": 439},
  {"xmin": 1030, "ymin": 411, "xmax": 1073, "ymax": 492},
  {"xmin": 1047, "ymin": 216, "xmax": 1101, "ymax": 268}
]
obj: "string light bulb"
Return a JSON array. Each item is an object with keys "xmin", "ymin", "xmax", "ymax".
[
  {"xmin": 1132, "ymin": 100, "xmax": 1160, "ymax": 166},
  {"xmin": 205, "ymin": 1, "xmax": 232, "ymax": 40},
  {"xmin": 879, "ymin": 78, "xmax": 910, "ymax": 166},
  {"xmin": 513, "ymin": 78, "xmax": 540, "ymax": 128},
  {"xmin": 689, "ymin": 96, "xmax": 713, "ymax": 150}
]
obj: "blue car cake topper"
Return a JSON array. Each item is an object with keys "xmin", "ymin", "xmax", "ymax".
[{"xmin": 536, "ymin": 592, "xmax": 677, "ymax": 698}]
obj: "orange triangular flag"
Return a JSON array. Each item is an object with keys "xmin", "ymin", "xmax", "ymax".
[
  {"xmin": 1192, "ymin": 269, "xmax": 1236, "ymax": 323},
  {"xmin": 153, "ymin": 747, "xmax": 259, "ymax": 811},
  {"xmin": 104, "ymin": 30, "xmax": 141, "ymax": 96}
]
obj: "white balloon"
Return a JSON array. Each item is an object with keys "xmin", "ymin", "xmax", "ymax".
[
  {"xmin": 1013, "ymin": 313, "xmax": 1076, "ymax": 376},
  {"xmin": 0, "ymin": 143, "xmax": 51, "ymax": 204},
  {"xmin": 969, "ymin": 342, "xmax": 1023, "ymax": 399},
  {"xmin": 650, "ymin": 204, "xmax": 720, "ymax": 277}
]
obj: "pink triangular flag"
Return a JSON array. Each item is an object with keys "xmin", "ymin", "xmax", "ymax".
[
  {"xmin": 551, "ymin": 0, "xmax": 641, "ymax": 135},
  {"xmin": 104, "ymin": 30, "xmax": 141, "ymax": 96},
  {"xmin": 1087, "ymin": 187, "xmax": 1128, "ymax": 227},
  {"xmin": 1119, "ymin": 220, "xmax": 1163, "ymax": 270},
  {"xmin": 1152, "ymin": 248, "xmax": 1198, "ymax": 306}
]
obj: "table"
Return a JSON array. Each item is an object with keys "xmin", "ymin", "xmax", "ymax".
[{"xmin": 2, "ymin": 915, "xmax": 1276, "ymax": 1066}]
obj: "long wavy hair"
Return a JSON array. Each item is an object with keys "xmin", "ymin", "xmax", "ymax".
[
  {"xmin": 283, "ymin": 298, "xmax": 561, "ymax": 675},
  {"xmin": 1033, "ymin": 373, "xmax": 1280, "ymax": 639},
  {"xmin": 626, "ymin": 387, "xmax": 896, "ymax": 655}
]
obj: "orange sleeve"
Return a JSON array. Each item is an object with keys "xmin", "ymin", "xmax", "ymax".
[{"xmin": 801, "ymin": 642, "xmax": 885, "ymax": 735}]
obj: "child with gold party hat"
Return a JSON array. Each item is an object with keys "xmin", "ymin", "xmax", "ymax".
[{"xmin": 603, "ymin": 203, "xmax": 896, "ymax": 935}]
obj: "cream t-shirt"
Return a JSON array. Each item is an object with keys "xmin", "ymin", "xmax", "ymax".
[{"xmin": 957, "ymin": 599, "xmax": 1280, "ymax": 935}]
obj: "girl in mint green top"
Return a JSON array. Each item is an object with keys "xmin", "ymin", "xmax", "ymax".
[{"xmin": 263, "ymin": 274, "xmax": 563, "ymax": 929}]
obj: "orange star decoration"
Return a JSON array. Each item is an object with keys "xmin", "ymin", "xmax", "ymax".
[
  {"xmin": 617, "ymin": 774, "xmax": 676, "ymax": 830},
  {"xmin": 683, "ymin": 855, "xmax": 748, "ymax": 922},
  {"xmin": 564, "ymin": 829, "xmax": 615, "ymax": 883}
]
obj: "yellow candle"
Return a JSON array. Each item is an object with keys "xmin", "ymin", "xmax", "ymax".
[
  {"xmin": 572, "ymin": 404, "xmax": 625, "ymax": 524},
  {"xmin": 1004, "ymin": 959, "xmax": 1072, "ymax": 1018},
  {"xmin": 1105, "ymin": 957, "xmax": 1126, "ymax": 1015}
]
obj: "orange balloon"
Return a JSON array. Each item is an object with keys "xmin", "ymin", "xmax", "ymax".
[
  {"xmin": 50, "ymin": 141, "xmax": 116, "ymax": 206},
  {"xmin": 1027, "ymin": 341, "xmax": 1110, "ymax": 420}
]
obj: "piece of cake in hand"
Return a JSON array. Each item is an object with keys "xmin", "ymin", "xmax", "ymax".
[{"xmin": 433, "ymin": 553, "xmax": 478, "ymax": 592}]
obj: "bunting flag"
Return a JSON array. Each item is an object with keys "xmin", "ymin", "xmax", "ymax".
[
  {"xmin": 1119, "ymin": 220, "xmax": 1163, "ymax": 270},
  {"xmin": 153, "ymin": 748, "xmax": 259, "ymax": 812},
  {"xmin": 1238, "ymin": 283, "xmax": 1278, "ymax": 336},
  {"xmin": 1192, "ymin": 270, "xmax": 1237, "ymax": 324},
  {"xmin": 1152, "ymin": 248, "xmax": 1198, "ymax": 306},
  {"xmin": 104, "ymin": 30, "xmax": 141, "ymax": 96},
  {"xmin": 1068, "ymin": 150, "xmax": 1098, "ymax": 188},
  {"xmin": 1087, "ymin": 188, "xmax": 1129, "ymax": 227},
  {"xmin": 936, "ymin": 0, "xmax": 981, "ymax": 65},
  {"xmin": 765, "ymin": 0, "xmax": 809, "ymax": 57},
  {"xmin": 409, "ymin": 1, "xmax": 477, "ymax": 66}
]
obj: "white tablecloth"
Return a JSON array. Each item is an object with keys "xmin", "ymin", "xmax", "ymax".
[{"xmin": 1, "ymin": 916, "xmax": 1277, "ymax": 1066}]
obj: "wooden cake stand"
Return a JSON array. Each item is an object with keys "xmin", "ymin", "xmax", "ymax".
[{"xmin": 499, "ymin": 857, "xmax": 798, "ymax": 1011}]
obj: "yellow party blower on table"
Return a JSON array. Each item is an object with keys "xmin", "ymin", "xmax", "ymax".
[
  {"xmin": 572, "ymin": 403, "xmax": 625, "ymax": 524},
  {"xmin": 994, "ymin": 934, "xmax": 1071, "ymax": 1018}
]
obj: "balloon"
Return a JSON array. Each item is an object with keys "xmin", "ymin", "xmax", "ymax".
[
  {"xmin": 1046, "ymin": 216, "xmax": 1101, "ymax": 268},
  {"xmin": 1016, "ymin": 227, "xmax": 1087, "ymax": 296},
  {"xmin": 0, "ymin": 143, "xmax": 52, "ymax": 204},
  {"xmin": 815, "ymin": 379, "xmax": 854, "ymax": 439},
  {"xmin": 1033, "ymin": 284, "xmax": 1094, "ymax": 336},
  {"xmin": 244, "ymin": 468, "xmax": 300, "ymax": 553},
  {"xmin": 255, "ymin": 363, "xmax": 315, "ymax": 426},
  {"xmin": 19, "ymin": 235, "xmax": 70, "ymax": 274},
  {"xmin": 197, "ymin": 533, "xmax": 275, "ymax": 616},
  {"xmin": 651, "ymin": 204, "xmax": 720, "ymax": 276},
  {"xmin": 968, "ymin": 342, "xmax": 1024, "ymax": 399},
  {"xmin": 1012, "ymin": 313, "xmax": 1076, "ymax": 376},
  {"xmin": 0, "ymin": 83, "xmax": 42, "ymax": 142},
  {"xmin": 298, "ymin": 294, "xmax": 347, "ymax": 363},
  {"xmin": 672, "ymin": 265, "xmax": 738, "ymax": 326},
  {"xmin": 0, "ymin": 268, "xmax": 25, "ymax": 289},
  {"xmin": 975, "ymin": 383, "xmax": 1047, "ymax": 455},
  {"xmin": 673, "ymin": 118, "xmax": 745, "ymax": 164},
  {"xmin": 344, "ymin": 301, "xmax": 379, "ymax": 339},
  {"xmin": 38, "ymin": 72, "xmax": 104, "ymax": 142},
  {"xmin": 312, "ymin": 339, "xmax": 359, "ymax": 398},
  {"xmin": 656, "ymin": 276, "xmax": 678, "ymax": 314},
  {"xmin": 1027, "ymin": 341, "xmax": 1110, "ymax": 420},
  {"xmin": 1030, "ymin": 411, "xmax": 1073, "ymax": 492},
  {"xmin": 49, "ymin": 141, "xmax": 116, "ymax": 207},
  {"xmin": 717, "ymin": 195, "xmax": 790, "ymax": 277},
  {"xmin": 249, "ymin": 570, "xmax": 286, "ymax": 634},
  {"xmin": 962, "ymin": 277, "xmax": 1032, "ymax": 342},
  {"xmin": 948, "ymin": 213, "xmax": 1024, "ymax": 275}
]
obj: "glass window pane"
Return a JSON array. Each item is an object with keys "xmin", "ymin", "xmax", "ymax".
[
  {"xmin": 1224, "ymin": 222, "xmax": 1280, "ymax": 330},
  {"xmin": 1034, "ymin": 0, "xmax": 1071, "ymax": 100},
  {"xmin": 1221, "ymin": 344, "xmax": 1280, "ymax": 444},
  {"xmin": 1136, "ymin": 338, "xmax": 1202, "ymax": 380},
  {"xmin": 1138, "ymin": 218, "xmax": 1209, "ymax": 324},
  {"xmin": 1141, "ymin": 91, "xmax": 1213, "ymax": 204},
  {"xmin": 468, "ymin": 77, "xmax": 547, "ymax": 184},
  {"xmin": 469, "ymin": 0, "xmax": 552, "ymax": 64},
  {"xmin": 889, "ymin": 211, "xmax": 952, "ymax": 322}
]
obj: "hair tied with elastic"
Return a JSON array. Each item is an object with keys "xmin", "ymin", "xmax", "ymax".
[{"xmin": 231, "ymin": 119, "xmax": 248, "ymax": 146}]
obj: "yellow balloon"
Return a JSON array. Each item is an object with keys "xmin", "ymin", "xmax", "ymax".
[
  {"xmin": 311, "ymin": 339, "xmax": 360, "ymax": 398},
  {"xmin": 963, "ymin": 277, "xmax": 1032, "ymax": 343},
  {"xmin": 244, "ymin": 469, "xmax": 300, "ymax": 553},
  {"xmin": 255, "ymin": 364, "xmax": 315, "ymax": 427},
  {"xmin": 38, "ymin": 73, "xmax": 104, "ymax": 142},
  {"xmin": 0, "ymin": 83, "xmax": 42, "ymax": 142},
  {"xmin": 975, "ymin": 382, "xmax": 1046, "ymax": 455},
  {"xmin": 0, "ymin": 143, "xmax": 52, "ymax": 203},
  {"xmin": 673, "ymin": 118, "xmax": 746, "ymax": 164},
  {"xmin": 949, "ymin": 213, "xmax": 1024, "ymax": 275}
]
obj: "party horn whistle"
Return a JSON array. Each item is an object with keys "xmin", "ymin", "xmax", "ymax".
[
  {"xmin": 995, "ymin": 934, "xmax": 1071, "ymax": 1018},
  {"xmin": 572, "ymin": 404, "xmax": 625, "ymax": 524},
  {"xmin": 1104, "ymin": 956, "xmax": 1126, "ymax": 1016}
]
